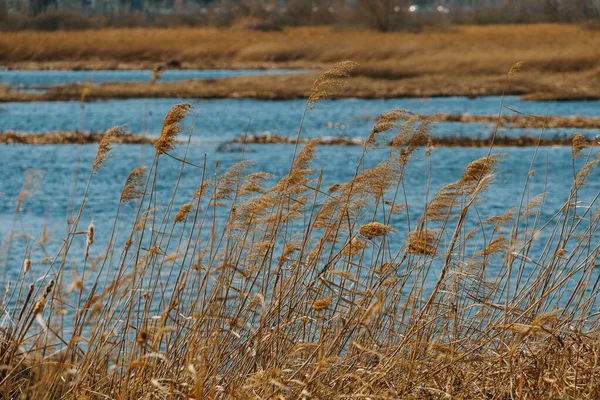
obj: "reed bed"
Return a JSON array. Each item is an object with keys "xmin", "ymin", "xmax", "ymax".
[
  {"xmin": 232, "ymin": 133, "xmax": 600, "ymax": 148},
  {"xmin": 0, "ymin": 131, "xmax": 155, "ymax": 145},
  {"xmin": 1, "ymin": 130, "xmax": 597, "ymax": 148},
  {"xmin": 1, "ymin": 24, "xmax": 599, "ymax": 101},
  {"xmin": 1, "ymin": 25, "xmax": 597, "ymax": 72},
  {"xmin": 2, "ymin": 63, "xmax": 600, "ymax": 399},
  {"xmin": 3, "ymin": 67, "xmax": 598, "ymax": 102}
]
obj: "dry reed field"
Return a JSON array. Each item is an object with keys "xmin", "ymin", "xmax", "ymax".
[
  {"xmin": 1, "ymin": 24, "xmax": 599, "ymax": 100},
  {"xmin": 2, "ymin": 63, "xmax": 600, "ymax": 399}
]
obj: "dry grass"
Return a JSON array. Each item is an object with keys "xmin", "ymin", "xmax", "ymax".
[
  {"xmin": 2, "ymin": 65, "xmax": 600, "ymax": 399},
  {"xmin": 0, "ymin": 131, "xmax": 155, "ymax": 145},
  {"xmin": 1, "ymin": 24, "xmax": 599, "ymax": 100},
  {"xmin": 1, "ymin": 25, "xmax": 597, "ymax": 71}
]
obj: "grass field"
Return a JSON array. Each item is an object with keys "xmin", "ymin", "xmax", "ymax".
[
  {"xmin": 2, "ymin": 64, "xmax": 600, "ymax": 398},
  {"xmin": 1, "ymin": 24, "xmax": 599, "ymax": 100}
]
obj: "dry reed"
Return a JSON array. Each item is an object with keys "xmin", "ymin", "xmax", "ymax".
[{"xmin": 1, "ymin": 64, "xmax": 600, "ymax": 400}]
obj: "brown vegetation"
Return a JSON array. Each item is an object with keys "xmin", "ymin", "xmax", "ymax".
[
  {"xmin": 234, "ymin": 132, "xmax": 599, "ymax": 147},
  {"xmin": 1, "ymin": 69, "xmax": 599, "ymax": 102},
  {"xmin": 3, "ymin": 130, "xmax": 595, "ymax": 147},
  {"xmin": 0, "ymin": 131, "xmax": 155, "ymax": 145},
  {"xmin": 435, "ymin": 114, "xmax": 600, "ymax": 129},
  {"xmin": 1, "ymin": 25, "xmax": 599, "ymax": 100}
]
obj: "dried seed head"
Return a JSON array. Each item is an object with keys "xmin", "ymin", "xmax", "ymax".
[
  {"xmin": 32, "ymin": 299, "xmax": 46, "ymax": 315},
  {"xmin": 93, "ymin": 126, "xmax": 123, "ymax": 173},
  {"xmin": 407, "ymin": 230, "xmax": 439, "ymax": 256},
  {"xmin": 33, "ymin": 279, "xmax": 55, "ymax": 315},
  {"xmin": 358, "ymin": 222, "xmax": 394, "ymax": 239},
  {"xmin": 174, "ymin": 203, "xmax": 193, "ymax": 224},
  {"xmin": 86, "ymin": 221, "xmax": 95, "ymax": 257},
  {"xmin": 575, "ymin": 158, "xmax": 600, "ymax": 187},
  {"xmin": 211, "ymin": 160, "xmax": 255, "ymax": 205},
  {"xmin": 474, "ymin": 236, "xmax": 508, "ymax": 258},
  {"xmin": 572, "ymin": 134, "xmax": 588, "ymax": 160},
  {"xmin": 23, "ymin": 259, "xmax": 31, "ymax": 274},
  {"xmin": 194, "ymin": 177, "xmax": 214, "ymax": 200},
  {"xmin": 508, "ymin": 61, "xmax": 524, "ymax": 77},
  {"xmin": 121, "ymin": 166, "xmax": 147, "ymax": 204},
  {"xmin": 307, "ymin": 61, "xmax": 358, "ymax": 108},
  {"xmin": 44, "ymin": 280, "xmax": 55, "ymax": 296},
  {"xmin": 239, "ymin": 172, "xmax": 272, "ymax": 197},
  {"xmin": 155, "ymin": 103, "xmax": 192, "ymax": 155},
  {"xmin": 311, "ymin": 296, "xmax": 333, "ymax": 311},
  {"xmin": 461, "ymin": 155, "xmax": 505, "ymax": 185},
  {"xmin": 87, "ymin": 222, "xmax": 95, "ymax": 247}
]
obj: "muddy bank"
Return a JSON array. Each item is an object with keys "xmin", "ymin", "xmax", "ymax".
[{"xmin": 0, "ymin": 131, "xmax": 155, "ymax": 145}]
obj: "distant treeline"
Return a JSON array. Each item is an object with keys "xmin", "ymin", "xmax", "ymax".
[{"xmin": 2, "ymin": 0, "xmax": 600, "ymax": 31}]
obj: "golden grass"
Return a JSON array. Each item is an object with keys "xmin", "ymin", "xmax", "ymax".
[
  {"xmin": 1, "ymin": 24, "xmax": 599, "ymax": 100},
  {"xmin": 2, "ymin": 66, "xmax": 600, "ymax": 399}
]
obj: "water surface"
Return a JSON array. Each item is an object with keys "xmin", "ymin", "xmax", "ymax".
[
  {"xmin": 0, "ymin": 69, "xmax": 311, "ymax": 89},
  {"xmin": 2, "ymin": 96, "xmax": 599, "ymax": 142}
]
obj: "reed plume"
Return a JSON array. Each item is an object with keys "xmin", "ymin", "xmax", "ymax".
[
  {"xmin": 154, "ymin": 103, "xmax": 192, "ymax": 155},
  {"xmin": 174, "ymin": 203, "xmax": 193, "ymax": 224},
  {"xmin": 92, "ymin": 126, "xmax": 124, "ymax": 174},
  {"xmin": 407, "ymin": 229, "xmax": 439, "ymax": 256},
  {"xmin": 358, "ymin": 222, "xmax": 394, "ymax": 239},
  {"xmin": 85, "ymin": 221, "xmax": 94, "ymax": 257},
  {"xmin": 307, "ymin": 61, "xmax": 358, "ymax": 107},
  {"xmin": 120, "ymin": 166, "xmax": 147, "ymax": 203},
  {"xmin": 572, "ymin": 133, "xmax": 588, "ymax": 159}
]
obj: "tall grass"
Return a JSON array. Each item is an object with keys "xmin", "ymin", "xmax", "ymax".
[{"xmin": 1, "ymin": 63, "xmax": 600, "ymax": 399}]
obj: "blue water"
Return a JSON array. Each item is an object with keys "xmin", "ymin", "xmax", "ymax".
[
  {"xmin": 2, "ymin": 96, "xmax": 599, "ymax": 141},
  {"xmin": 0, "ymin": 69, "xmax": 312, "ymax": 89}
]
